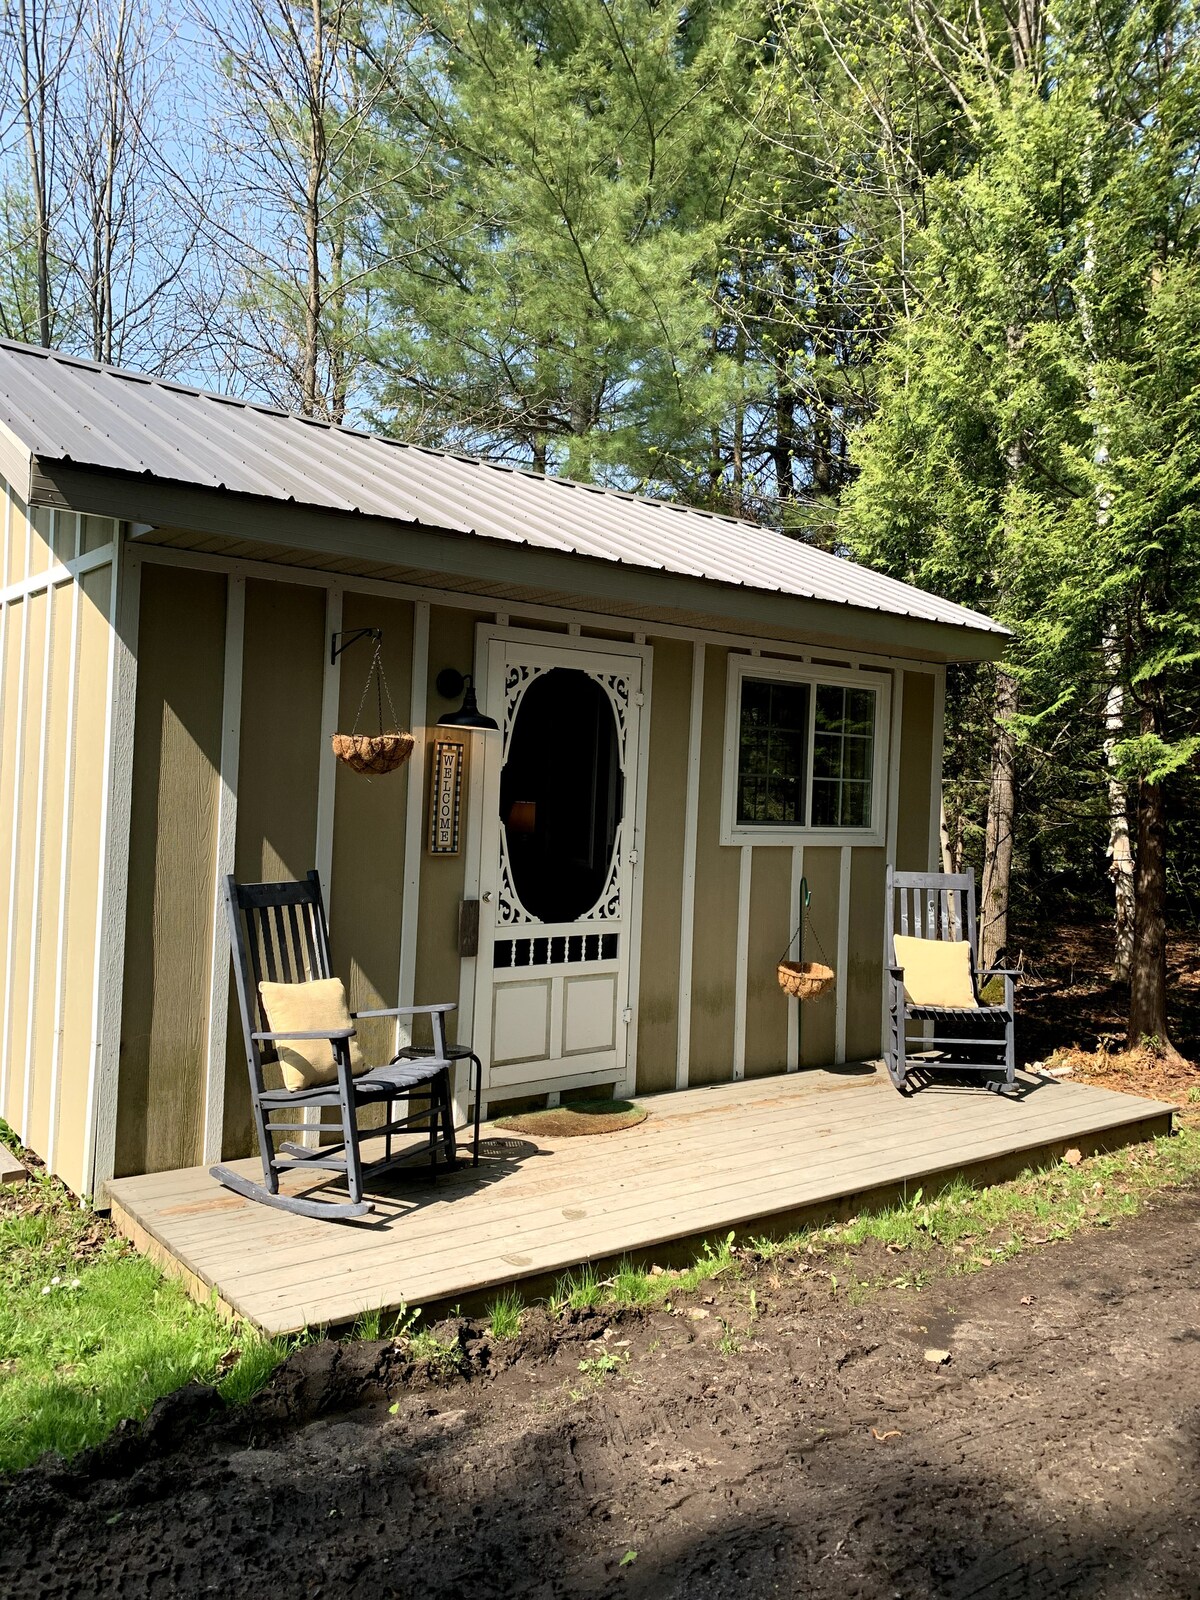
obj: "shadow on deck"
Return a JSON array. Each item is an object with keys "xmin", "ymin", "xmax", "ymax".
[{"xmin": 106, "ymin": 1064, "xmax": 1175, "ymax": 1336}]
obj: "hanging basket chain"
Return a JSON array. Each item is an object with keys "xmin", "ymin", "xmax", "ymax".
[
  {"xmin": 350, "ymin": 639, "xmax": 401, "ymax": 736},
  {"xmin": 777, "ymin": 875, "xmax": 836, "ymax": 1001},
  {"xmin": 333, "ymin": 635, "xmax": 414, "ymax": 776}
]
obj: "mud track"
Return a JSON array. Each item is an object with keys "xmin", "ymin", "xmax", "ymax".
[{"xmin": 4, "ymin": 1193, "xmax": 1200, "ymax": 1599}]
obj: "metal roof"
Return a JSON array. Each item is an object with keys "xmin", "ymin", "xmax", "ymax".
[{"xmin": 0, "ymin": 339, "xmax": 1005, "ymax": 639}]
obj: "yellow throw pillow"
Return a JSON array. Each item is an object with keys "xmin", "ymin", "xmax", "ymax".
[
  {"xmin": 257, "ymin": 977, "xmax": 367, "ymax": 1090},
  {"xmin": 893, "ymin": 935, "xmax": 978, "ymax": 1009}
]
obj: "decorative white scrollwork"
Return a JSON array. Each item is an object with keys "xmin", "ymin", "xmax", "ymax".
[{"xmin": 495, "ymin": 659, "xmax": 631, "ymax": 929}]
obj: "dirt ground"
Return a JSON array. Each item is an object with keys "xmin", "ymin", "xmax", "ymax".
[
  {"xmin": 4, "ymin": 1191, "xmax": 1200, "ymax": 1600},
  {"xmin": 1013, "ymin": 922, "xmax": 1200, "ymax": 1069}
]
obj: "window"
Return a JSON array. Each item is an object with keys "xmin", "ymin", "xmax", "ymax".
[{"xmin": 722, "ymin": 658, "xmax": 889, "ymax": 845}]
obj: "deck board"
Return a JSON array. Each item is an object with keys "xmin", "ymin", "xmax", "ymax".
[{"xmin": 106, "ymin": 1066, "xmax": 1175, "ymax": 1335}]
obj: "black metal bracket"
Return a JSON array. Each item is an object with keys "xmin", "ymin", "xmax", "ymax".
[
  {"xmin": 330, "ymin": 626, "xmax": 382, "ymax": 665},
  {"xmin": 435, "ymin": 667, "xmax": 467, "ymax": 699}
]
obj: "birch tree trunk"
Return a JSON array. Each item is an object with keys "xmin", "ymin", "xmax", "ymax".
[
  {"xmin": 979, "ymin": 666, "xmax": 1018, "ymax": 970},
  {"xmin": 1104, "ymin": 666, "xmax": 1136, "ymax": 982}
]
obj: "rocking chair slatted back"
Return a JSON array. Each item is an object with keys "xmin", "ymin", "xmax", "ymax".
[
  {"xmin": 213, "ymin": 869, "xmax": 460, "ymax": 1221},
  {"xmin": 887, "ymin": 868, "xmax": 976, "ymax": 955},
  {"xmin": 883, "ymin": 864, "xmax": 1017, "ymax": 1096},
  {"xmin": 226, "ymin": 871, "xmax": 332, "ymax": 1071}
]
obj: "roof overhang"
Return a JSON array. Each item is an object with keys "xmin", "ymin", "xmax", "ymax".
[{"xmin": 30, "ymin": 458, "xmax": 1009, "ymax": 664}]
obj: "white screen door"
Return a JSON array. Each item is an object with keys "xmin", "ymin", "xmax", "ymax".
[{"xmin": 471, "ymin": 632, "xmax": 645, "ymax": 1106}]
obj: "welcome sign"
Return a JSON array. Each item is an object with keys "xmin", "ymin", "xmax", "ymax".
[{"xmin": 429, "ymin": 739, "xmax": 464, "ymax": 855}]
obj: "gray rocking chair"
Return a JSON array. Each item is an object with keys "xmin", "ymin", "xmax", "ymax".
[
  {"xmin": 212, "ymin": 871, "xmax": 457, "ymax": 1220},
  {"xmin": 885, "ymin": 866, "xmax": 1019, "ymax": 1096}
]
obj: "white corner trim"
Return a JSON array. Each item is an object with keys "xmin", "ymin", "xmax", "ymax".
[
  {"xmin": 86, "ymin": 542, "xmax": 139, "ymax": 1202},
  {"xmin": 675, "ymin": 640, "xmax": 705, "ymax": 1090},
  {"xmin": 732, "ymin": 845, "xmax": 752, "ymax": 1080},
  {"xmin": 202, "ymin": 574, "xmax": 245, "ymax": 1164},
  {"xmin": 835, "ymin": 844, "xmax": 852, "ymax": 1065}
]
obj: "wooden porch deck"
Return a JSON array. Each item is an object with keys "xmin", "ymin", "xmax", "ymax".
[{"xmin": 107, "ymin": 1066, "xmax": 1174, "ymax": 1337}]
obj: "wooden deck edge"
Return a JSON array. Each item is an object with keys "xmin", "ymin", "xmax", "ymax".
[
  {"xmin": 110, "ymin": 1196, "xmax": 243, "ymax": 1327},
  {"xmin": 401, "ymin": 1105, "xmax": 1177, "ymax": 1330},
  {"xmin": 0, "ymin": 1140, "xmax": 27, "ymax": 1185}
]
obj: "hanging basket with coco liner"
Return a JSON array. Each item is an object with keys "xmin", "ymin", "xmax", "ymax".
[
  {"xmin": 331, "ymin": 630, "xmax": 414, "ymax": 776},
  {"xmin": 777, "ymin": 875, "xmax": 836, "ymax": 1000}
]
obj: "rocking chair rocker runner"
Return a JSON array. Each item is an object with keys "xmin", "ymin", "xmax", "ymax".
[
  {"xmin": 213, "ymin": 871, "xmax": 470, "ymax": 1220},
  {"xmin": 885, "ymin": 866, "xmax": 1019, "ymax": 1096}
]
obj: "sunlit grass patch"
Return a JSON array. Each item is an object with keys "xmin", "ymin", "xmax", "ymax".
[{"xmin": 0, "ymin": 1165, "xmax": 288, "ymax": 1474}]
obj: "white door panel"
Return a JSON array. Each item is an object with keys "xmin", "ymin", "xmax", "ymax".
[{"xmin": 472, "ymin": 633, "xmax": 645, "ymax": 1106}]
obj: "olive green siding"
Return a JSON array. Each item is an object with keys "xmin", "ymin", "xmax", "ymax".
[
  {"xmin": 117, "ymin": 564, "xmax": 226, "ymax": 1178},
  {"xmin": 633, "ymin": 636, "xmax": 690, "ymax": 1094},
  {"xmin": 102, "ymin": 546, "xmax": 946, "ymax": 1180}
]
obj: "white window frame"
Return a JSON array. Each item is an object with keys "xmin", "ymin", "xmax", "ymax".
[{"xmin": 720, "ymin": 655, "xmax": 891, "ymax": 847}]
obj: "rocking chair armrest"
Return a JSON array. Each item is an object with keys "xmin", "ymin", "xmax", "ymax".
[
  {"xmin": 352, "ymin": 1003, "xmax": 458, "ymax": 1019},
  {"xmin": 251, "ymin": 1027, "xmax": 356, "ymax": 1042},
  {"xmin": 978, "ymin": 967, "xmax": 1020, "ymax": 981}
]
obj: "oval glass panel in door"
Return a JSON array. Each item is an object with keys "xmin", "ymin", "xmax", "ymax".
[{"xmin": 499, "ymin": 667, "xmax": 624, "ymax": 924}]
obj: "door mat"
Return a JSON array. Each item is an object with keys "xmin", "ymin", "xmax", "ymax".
[{"xmin": 493, "ymin": 1100, "xmax": 648, "ymax": 1138}]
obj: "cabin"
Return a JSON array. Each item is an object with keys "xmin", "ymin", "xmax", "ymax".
[{"xmin": 0, "ymin": 338, "xmax": 1007, "ymax": 1206}]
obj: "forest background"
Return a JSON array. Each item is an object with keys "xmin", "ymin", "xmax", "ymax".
[{"xmin": 2, "ymin": 0, "xmax": 1197, "ymax": 1055}]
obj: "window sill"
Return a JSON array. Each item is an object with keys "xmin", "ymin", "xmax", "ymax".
[{"xmin": 719, "ymin": 825, "xmax": 886, "ymax": 849}]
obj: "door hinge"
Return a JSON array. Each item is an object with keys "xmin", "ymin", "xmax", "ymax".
[
  {"xmin": 628, "ymin": 848, "xmax": 639, "ymax": 865},
  {"xmin": 635, "ymin": 692, "xmax": 645, "ymax": 706},
  {"xmin": 622, "ymin": 1007, "xmax": 633, "ymax": 1024}
]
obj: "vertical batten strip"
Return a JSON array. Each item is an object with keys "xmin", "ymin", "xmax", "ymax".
[
  {"xmin": 301, "ymin": 585, "xmax": 343, "ymax": 1150},
  {"xmin": 882, "ymin": 670, "xmax": 905, "ymax": 1053},
  {"xmin": 731, "ymin": 844, "xmax": 752, "ymax": 1080},
  {"xmin": 314, "ymin": 587, "xmax": 343, "ymax": 906},
  {"xmin": 929, "ymin": 666, "xmax": 947, "ymax": 871},
  {"xmin": 786, "ymin": 843, "xmax": 804, "ymax": 1071},
  {"xmin": 22, "ymin": 512, "xmax": 58, "ymax": 1138},
  {"xmin": 834, "ymin": 844, "xmax": 852, "ymax": 1064},
  {"xmin": 202, "ymin": 575, "xmax": 245, "ymax": 1164},
  {"xmin": 86, "ymin": 535, "xmax": 139, "ymax": 1201},
  {"xmin": 399, "ymin": 600, "xmax": 429, "ymax": 1057},
  {"xmin": 675, "ymin": 641, "xmax": 705, "ymax": 1090},
  {"xmin": 1, "ymin": 584, "xmax": 30, "ymax": 1123},
  {"xmin": 620, "ymin": 645, "xmax": 653, "ymax": 1100},
  {"xmin": 47, "ymin": 516, "xmax": 83, "ymax": 1172}
]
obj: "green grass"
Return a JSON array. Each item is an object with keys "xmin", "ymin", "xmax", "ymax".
[
  {"xmin": 0, "ymin": 1166, "xmax": 290, "ymax": 1474},
  {"xmin": 486, "ymin": 1289, "xmax": 523, "ymax": 1340},
  {"xmin": 5, "ymin": 1118, "xmax": 1199, "ymax": 1474},
  {"xmin": 542, "ymin": 1130, "xmax": 1200, "ymax": 1326}
]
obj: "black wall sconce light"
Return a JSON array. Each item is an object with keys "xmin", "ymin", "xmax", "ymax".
[{"xmin": 435, "ymin": 667, "xmax": 499, "ymax": 732}]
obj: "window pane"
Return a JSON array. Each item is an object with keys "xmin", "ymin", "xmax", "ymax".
[
  {"xmin": 734, "ymin": 674, "xmax": 877, "ymax": 833},
  {"xmin": 840, "ymin": 781, "xmax": 872, "ymax": 827},
  {"xmin": 811, "ymin": 685, "xmax": 877, "ymax": 829},
  {"xmin": 814, "ymin": 684, "xmax": 846, "ymax": 733},
  {"xmin": 844, "ymin": 736, "xmax": 872, "ymax": 779},
  {"xmin": 811, "ymin": 778, "xmax": 839, "ymax": 827},
  {"xmin": 737, "ymin": 678, "xmax": 809, "ymax": 826}
]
